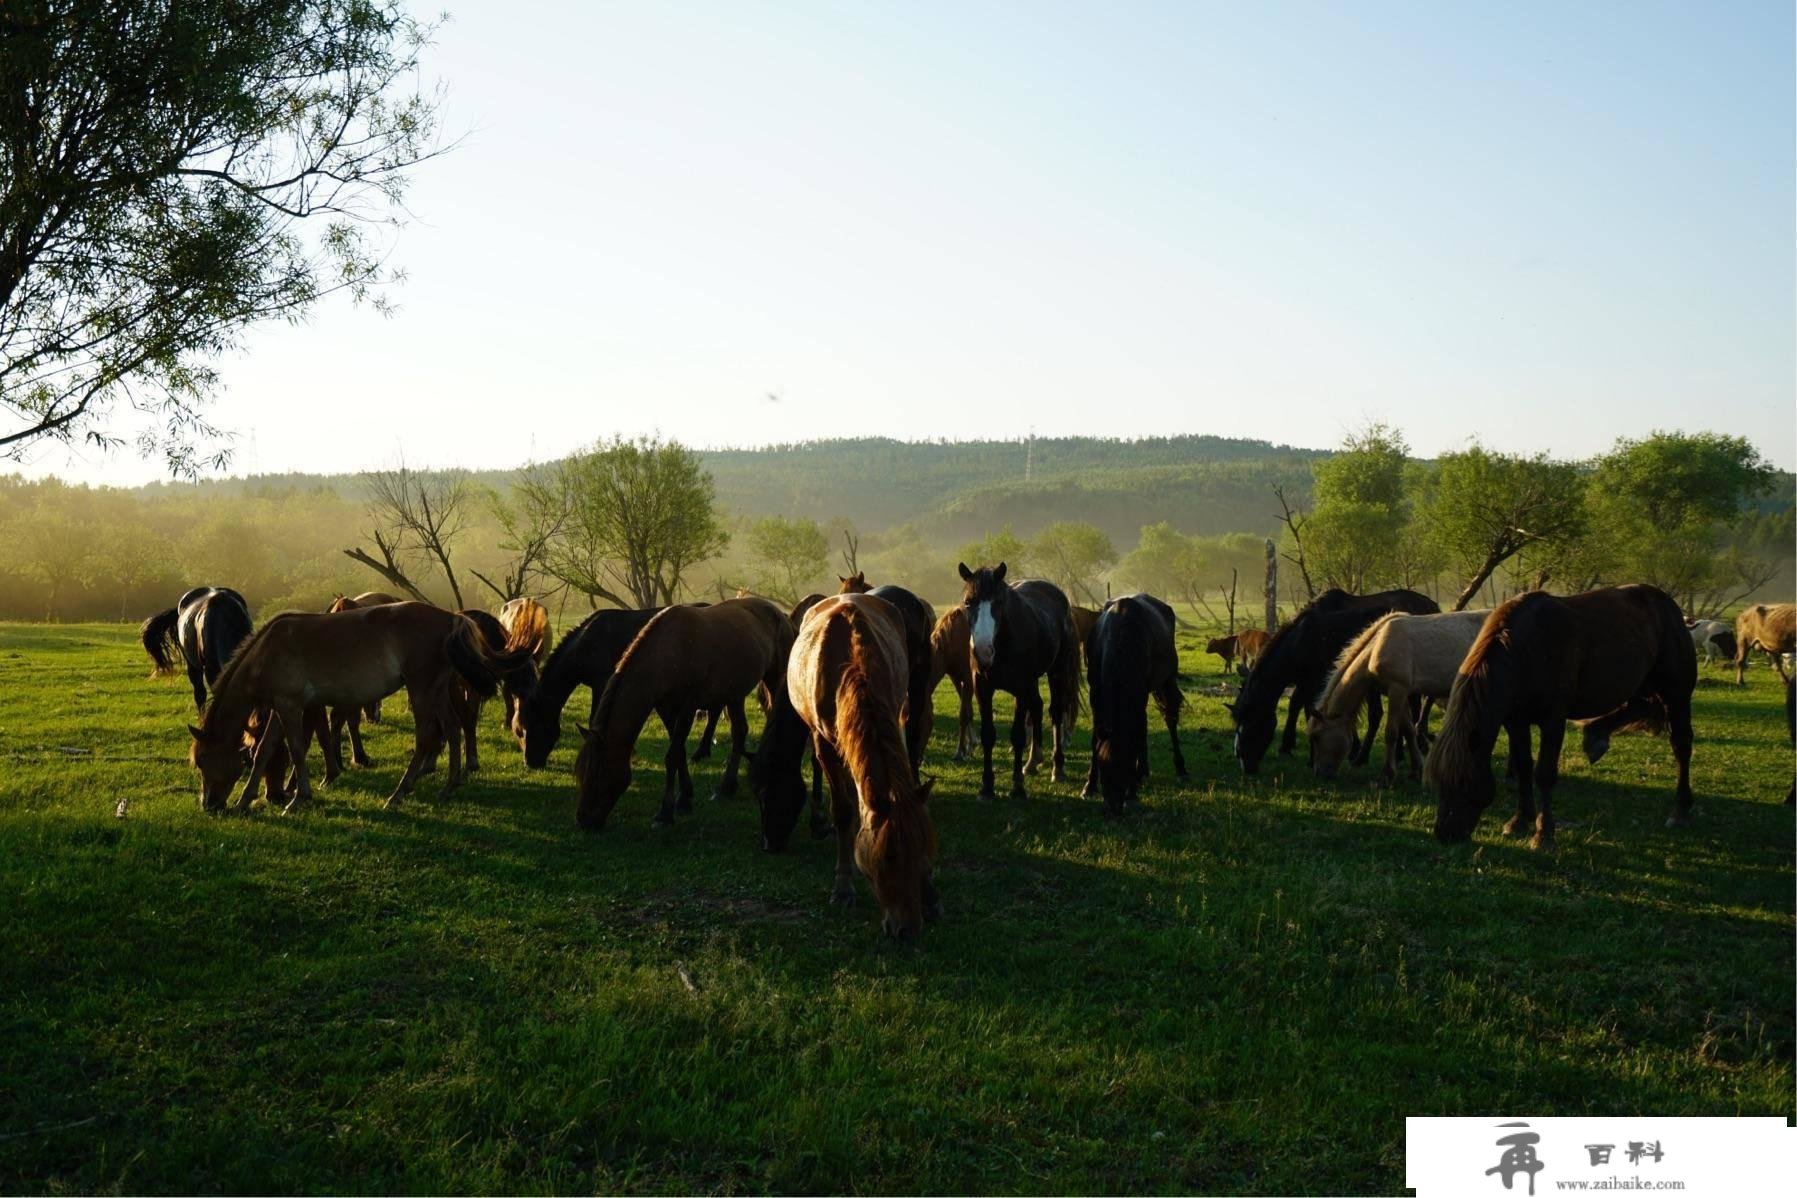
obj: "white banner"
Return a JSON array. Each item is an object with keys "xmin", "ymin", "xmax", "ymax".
[{"xmin": 1406, "ymin": 1116, "xmax": 1796, "ymax": 1197}]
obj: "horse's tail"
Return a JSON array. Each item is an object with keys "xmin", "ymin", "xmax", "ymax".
[
  {"xmin": 445, "ymin": 613, "xmax": 536, "ymax": 699},
  {"xmin": 139, "ymin": 607, "xmax": 180, "ymax": 676},
  {"xmin": 1093, "ymin": 604, "xmax": 1150, "ymax": 773},
  {"xmin": 1057, "ymin": 609, "xmax": 1083, "ymax": 738}
]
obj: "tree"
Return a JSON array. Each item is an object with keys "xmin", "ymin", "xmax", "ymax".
[
  {"xmin": 958, "ymin": 524, "xmax": 1030, "ymax": 574},
  {"xmin": 1119, "ymin": 522, "xmax": 1205, "ymax": 610},
  {"xmin": 0, "ymin": 0, "xmax": 445, "ymax": 471},
  {"xmin": 1304, "ymin": 423, "xmax": 1410, "ymax": 592},
  {"xmin": 345, "ymin": 463, "xmax": 475, "ymax": 607},
  {"xmin": 1029, "ymin": 521, "xmax": 1116, "ymax": 605},
  {"xmin": 746, "ymin": 516, "xmax": 829, "ymax": 605},
  {"xmin": 541, "ymin": 436, "xmax": 728, "ymax": 608},
  {"xmin": 473, "ymin": 462, "xmax": 571, "ymax": 602},
  {"xmin": 1417, "ymin": 446, "xmax": 1588, "ymax": 610}
]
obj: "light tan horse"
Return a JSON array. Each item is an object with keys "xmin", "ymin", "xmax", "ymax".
[
  {"xmin": 189, "ymin": 602, "xmax": 534, "ymax": 813},
  {"xmin": 929, "ymin": 606, "xmax": 974, "ymax": 760},
  {"xmin": 1307, "ymin": 609, "xmax": 1489, "ymax": 782},
  {"xmin": 788, "ymin": 593, "xmax": 940, "ymax": 941},
  {"xmin": 575, "ymin": 597, "xmax": 794, "ymax": 830},
  {"xmin": 1734, "ymin": 603, "xmax": 1794, "ymax": 684},
  {"xmin": 497, "ymin": 596, "xmax": 553, "ymax": 731}
]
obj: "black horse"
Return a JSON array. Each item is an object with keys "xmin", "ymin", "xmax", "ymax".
[
  {"xmin": 139, "ymin": 586, "xmax": 253, "ymax": 710},
  {"xmin": 865, "ymin": 584, "xmax": 937, "ymax": 774},
  {"xmin": 514, "ymin": 606, "xmax": 724, "ymax": 768},
  {"xmin": 1229, "ymin": 587, "xmax": 1438, "ymax": 775},
  {"xmin": 1083, "ymin": 592, "xmax": 1187, "ymax": 816},
  {"xmin": 956, "ymin": 562, "xmax": 1082, "ymax": 801}
]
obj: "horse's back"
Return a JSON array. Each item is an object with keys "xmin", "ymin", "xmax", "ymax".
[{"xmin": 788, "ymin": 593, "xmax": 909, "ymax": 728}]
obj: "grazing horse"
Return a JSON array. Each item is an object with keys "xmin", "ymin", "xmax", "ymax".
[
  {"xmin": 835, "ymin": 573, "xmax": 936, "ymax": 772},
  {"xmin": 1734, "ymin": 603, "xmax": 1795, "ymax": 684},
  {"xmin": 1426, "ymin": 585, "xmax": 1696, "ymax": 849},
  {"xmin": 783, "ymin": 592, "xmax": 941, "ymax": 941},
  {"xmin": 328, "ymin": 590, "xmax": 403, "ymax": 729},
  {"xmin": 929, "ymin": 606, "xmax": 976, "ymax": 760},
  {"xmin": 497, "ymin": 597, "xmax": 553, "ymax": 731},
  {"xmin": 1229, "ymin": 588, "xmax": 1439, "ymax": 775},
  {"xmin": 1687, "ymin": 619, "xmax": 1736, "ymax": 667},
  {"xmin": 188, "ymin": 602, "xmax": 535, "ymax": 813},
  {"xmin": 1069, "ymin": 605, "xmax": 1100, "ymax": 660},
  {"xmin": 957, "ymin": 562, "xmax": 1082, "ymax": 800},
  {"xmin": 445, "ymin": 609, "xmax": 537, "ymax": 774},
  {"xmin": 1307, "ymin": 610, "xmax": 1489, "ymax": 782},
  {"xmin": 574, "ymin": 598, "xmax": 793, "ymax": 830},
  {"xmin": 1083, "ymin": 593, "xmax": 1187, "ymax": 815},
  {"xmin": 514, "ymin": 606, "xmax": 725, "ymax": 769},
  {"xmin": 139, "ymin": 587, "xmax": 253, "ymax": 710}
]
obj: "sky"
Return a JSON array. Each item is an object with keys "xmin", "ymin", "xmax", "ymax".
[{"xmin": 18, "ymin": 0, "xmax": 1796, "ymax": 483}]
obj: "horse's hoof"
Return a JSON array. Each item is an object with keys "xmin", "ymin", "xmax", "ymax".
[
  {"xmin": 976, "ymin": 789, "xmax": 997, "ymax": 802},
  {"xmin": 831, "ymin": 888, "xmax": 856, "ymax": 907},
  {"xmin": 1666, "ymin": 814, "xmax": 1691, "ymax": 829},
  {"xmin": 1502, "ymin": 816, "xmax": 1530, "ymax": 837},
  {"xmin": 1582, "ymin": 728, "xmax": 1611, "ymax": 765},
  {"xmin": 1010, "ymin": 785, "xmax": 1030, "ymax": 802},
  {"xmin": 1050, "ymin": 768, "xmax": 1067, "ymax": 784},
  {"xmin": 1079, "ymin": 784, "xmax": 1095, "ymax": 800},
  {"xmin": 924, "ymin": 899, "xmax": 945, "ymax": 921},
  {"xmin": 1530, "ymin": 834, "xmax": 1556, "ymax": 853}
]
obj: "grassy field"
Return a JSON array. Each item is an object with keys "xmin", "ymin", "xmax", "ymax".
[{"xmin": 0, "ymin": 619, "xmax": 1791, "ymax": 1194}]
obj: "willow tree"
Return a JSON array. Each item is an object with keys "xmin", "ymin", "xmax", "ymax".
[{"xmin": 0, "ymin": 0, "xmax": 444, "ymax": 472}]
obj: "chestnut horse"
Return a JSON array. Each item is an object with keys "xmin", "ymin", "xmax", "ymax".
[
  {"xmin": 1229, "ymin": 588, "xmax": 1439, "ymax": 775},
  {"xmin": 140, "ymin": 586, "xmax": 253, "ymax": 709},
  {"xmin": 1070, "ymin": 604, "xmax": 1100, "ymax": 662},
  {"xmin": 515, "ymin": 606, "xmax": 725, "ymax": 768},
  {"xmin": 497, "ymin": 597, "xmax": 553, "ymax": 730},
  {"xmin": 929, "ymin": 606, "xmax": 975, "ymax": 760},
  {"xmin": 836, "ymin": 572, "xmax": 936, "ymax": 772},
  {"xmin": 1426, "ymin": 585, "xmax": 1695, "ymax": 849},
  {"xmin": 1083, "ymin": 593, "xmax": 1187, "ymax": 815},
  {"xmin": 786, "ymin": 592, "xmax": 941, "ymax": 941},
  {"xmin": 1207, "ymin": 628, "xmax": 1270, "ymax": 676},
  {"xmin": 1734, "ymin": 603, "xmax": 1795, "ymax": 685},
  {"xmin": 188, "ymin": 602, "xmax": 535, "ymax": 813},
  {"xmin": 574, "ymin": 598, "xmax": 793, "ymax": 830},
  {"xmin": 957, "ymin": 562, "xmax": 1082, "ymax": 800},
  {"xmin": 327, "ymin": 590, "xmax": 403, "ymax": 735}
]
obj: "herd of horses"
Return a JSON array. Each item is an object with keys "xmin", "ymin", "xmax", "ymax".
[{"xmin": 138, "ymin": 573, "xmax": 1796, "ymax": 940}]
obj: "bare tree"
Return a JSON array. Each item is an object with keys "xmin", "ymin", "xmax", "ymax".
[
  {"xmin": 840, "ymin": 527, "xmax": 861, "ymax": 576},
  {"xmin": 471, "ymin": 464, "xmax": 571, "ymax": 602},
  {"xmin": 344, "ymin": 462, "xmax": 474, "ymax": 607},
  {"xmin": 1273, "ymin": 484, "xmax": 1316, "ymax": 602}
]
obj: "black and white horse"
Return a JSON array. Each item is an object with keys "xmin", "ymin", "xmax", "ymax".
[
  {"xmin": 956, "ymin": 562, "xmax": 1082, "ymax": 800},
  {"xmin": 139, "ymin": 586, "xmax": 254, "ymax": 710}
]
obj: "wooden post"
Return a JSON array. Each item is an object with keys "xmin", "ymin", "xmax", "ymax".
[{"xmin": 1264, "ymin": 538, "xmax": 1278, "ymax": 631}]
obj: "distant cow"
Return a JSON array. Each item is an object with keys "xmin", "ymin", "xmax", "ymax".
[
  {"xmin": 1735, "ymin": 603, "xmax": 1795, "ymax": 685},
  {"xmin": 1206, "ymin": 628, "xmax": 1271, "ymax": 676}
]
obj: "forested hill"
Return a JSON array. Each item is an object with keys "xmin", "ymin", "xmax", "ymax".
[{"xmin": 133, "ymin": 434, "xmax": 1334, "ymax": 540}]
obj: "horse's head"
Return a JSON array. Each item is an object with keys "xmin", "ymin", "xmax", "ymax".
[
  {"xmin": 1228, "ymin": 699, "xmax": 1277, "ymax": 775},
  {"xmin": 188, "ymin": 723, "xmax": 245, "ymax": 811},
  {"xmin": 1431, "ymin": 763, "xmax": 1495, "ymax": 843},
  {"xmin": 1306, "ymin": 709, "xmax": 1354, "ymax": 780},
  {"xmin": 957, "ymin": 561, "xmax": 1011, "ymax": 669},
  {"xmin": 750, "ymin": 749, "xmax": 807, "ymax": 854},
  {"xmin": 327, "ymin": 594, "xmax": 356, "ymax": 613},
  {"xmin": 838, "ymin": 572, "xmax": 871, "ymax": 594},
  {"xmin": 518, "ymin": 693, "xmax": 559, "ymax": 768},
  {"xmin": 853, "ymin": 778, "xmax": 938, "ymax": 942},
  {"xmin": 1094, "ymin": 738, "xmax": 1138, "ymax": 817},
  {"xmin": 573, "ymin": 727, "xmax": 629, "ymax": 830}
]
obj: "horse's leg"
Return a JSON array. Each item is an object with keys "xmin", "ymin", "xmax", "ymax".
[
  {"xmin": 808, "ymin": 750, "xmax": 831, "ymax": 838},
  {"xmin": 1278, "ymin": 692, "xmax": 1301, "ymax": 756},
  {"xmin": 975, "ymin": 676, "xmax": 998, "ymax": 801},
  {"xmin": 437, "ymin": 691, "xmax": 465, "ymax": 800},
  {"xmin": 1080, "ymin": 706, "xmax": 1103, "ymax": 800},
  {"xmin": 1353, "ymin": 692, "xmax": 1384, "ymax": 767},
  {"xmin": 187, "ymin": 664, "xmax": 207, "ymax": 712},
  {"xmin": 692, "ymin": 706, "xmax": 721, "ymax": 762},
  {"xmin": 462, "ymin": 692, "xmax": 481, "ymax": 774},
  {"xmin": 1531, "ymin": 717, "xmax": 1565, "ymax": 851},
  {"xmin": 711, "ymin": 697, "xmax": 748, "ymax": 801},
  {"xmin": 1416, "ymin": 697, "xmax": 1435, "ymax": 749},
  {"xmin": 1009, "ymin": 691, "xmax": 1033, "ymax": 799},
  {"xmin": 1157, "ymin": 683, "xmax": 1188, "ymax": 779},
  {"xmin": 311, "ymin": 706, "xmax": 342, "ymax": 784},
  {"xmin": 1023, "ymin": 683, "xmax": 1045, "ymax": 776},
  {"xmin": 339, "ymin": 706, "xmax": 372, "ymax": 768},
  {"xmin": 906, "ymin": 673, "xmax": 932, "ymax": 778},
  {"xmin": 1379, "ymin": 686, "xmax": 1408, "ymax": 785},
  {"xmin": 1665, "ymin": 692, "xmax": 1695, "ymax": 829},
  {"xmin": 1773, "ymin": 650, "xmax": 1791, "ymax": 684},
  {"xmin": 1047, "ymin": 669, "xmax": 1069, "ymax": 785},
  {"xmin": 233, "ymin": 715, "xmax": 284, "ymax": 813},
  {"xmin": 384, "ymin": 684, "xmax": 438, "ymax": 807},
  {"xmin": 954, "ymin": 677, "xmax": 973, "ymax": 761},
  {"xmin": 1735, "ymin": 641, "xmax": 1749, "ymax": 686},
  {"xmin": 817, "ymin": 737, "xmax": 859, "ymax": 907},
  {"xmin": 1501, "ymin": 719, "xmax": 1535, "ymax": 837}
]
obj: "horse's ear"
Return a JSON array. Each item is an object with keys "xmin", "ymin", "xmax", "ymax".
[
  {"xmin": 578, "ymin": 726, "xmax": 592, "ymax": 742},
  {"xmin": 187, "ymin": 723, "xmax": 203, "ymax": 740},
  {"xmin": 918, "ymin": 775, "xmax": 937, "ymax": 804},
  {"xmin": 957, "ymin": 562, "xmax": 973, "ymax": 582},
  {"xmin": 838, "ymin": 575, "xmax": 847, "ymax": 584},
  {"xmin": 1222, "ymin": 701, "xmax": 1236, "ymax": 716},
  {"xmin": 994, "ymin": 561, "xmax": 1007, "ymax": 582}
]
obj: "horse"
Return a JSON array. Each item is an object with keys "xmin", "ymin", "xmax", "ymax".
[
  {"xmin": 1208, "ymin": 628, "xmax": 1271, "ymax": 676},
  {"xmin": 1734, "ymin": 603, "xmax": 1795, "ymax": 684},
  {"xmin": 139, "ymin": 587, "xmax": 253, "ymax": 710},
  {"xmin": 929, "ymin": 606, "xmax": 975, "ymax": 760},
  {"xmin": 956, "ymin": 562, "xmax": 1082, "ymax": 800},
  {"xmin": 1307, "ymin": 609, "xmax": 1489, "ymax": 782},
  {"xmin": 1228, "ymin": 588, "xmax": 1439, "ymax": 775},
  {"xmin": 1070, "ymin": 604, "xmax": 1100, "ymax": 660},
  {"xmin": 773, "ymin": 592, "xmax": 941, "ymax": 941},
  {"xmin": 327, "ymin": 590, "xmax": 403, "ymax": 729},
  {"xmin": 836, "ymin": 573, "xmax": 936, "ymax": 772},
  {"xmin": 188, "ymin": 602, "xmax": 536, "ymax": 813},
  {"xmin": 574, "ymin": 597, "xmax": 793, "ymax": 830},
  {"xmin": 440, "ymin": 608, "xmax": 537, "ymax": 775},
  {"xmin": 1082, "ymin": 593, "xmax": 1187, "ymax": 815},
  {"xmin": 1784, "ymin": 675, "xmax": 1794, "ymax": 806},
  {"xmin": 1687, "ymin": 618, "xmax": 1737, "ymax": 667},
  {"xmin": 515, "ymin": 606, "xmax": 725, "ymax": 769},
  {"xmin": 1425, "ymin": 585, "xmax": 1695, "ymax": 849},
  {"xmin": 497, "ymin": 597, "xmax": 553, "ymax": 730}
]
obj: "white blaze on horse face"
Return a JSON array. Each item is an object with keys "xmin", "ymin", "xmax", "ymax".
[{"xmin": 971, "ymin": 600, "xmax": 997, "ymax": 666}]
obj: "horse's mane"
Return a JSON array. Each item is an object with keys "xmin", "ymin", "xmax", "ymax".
[
  {"xmin": 199, "ymin": 616, "xmax": 286, "ymax": 735},
  {"xmin": 1315, "ymin": 611, "xmax": 1400, "ymax": 719},
  {"xmin": 1238, "ymin": 611, "xmax": 1307, "ymax": 707},
  {"xmin": 833, "ymin": 612, "xmax": 934, "ymax": 866},
  {"xmin": 1423, "ymin": 597, "xmax": 1525, "ymax": 792},
  {"xmin": 592, "ymin": 606, "xmax": 674, "ymax": 740},
  {"xmin": 540, "ymin": 606, "xmax": 612, "ymax": 682}
]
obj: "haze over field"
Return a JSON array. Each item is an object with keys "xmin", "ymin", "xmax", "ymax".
[{"xmin": 8, "ymin": 0, "xmax": 1793, "ymax": 484}]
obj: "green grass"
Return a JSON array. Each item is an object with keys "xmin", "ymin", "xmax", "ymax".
[{"xmin": 0, "ymin": 621, "xmax": 1790, "ymax": 1195}]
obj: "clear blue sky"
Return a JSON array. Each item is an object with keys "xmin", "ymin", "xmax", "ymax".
[{"xmin": 24, "ymin": 0, "xmax": 1796, "ymax": 482}]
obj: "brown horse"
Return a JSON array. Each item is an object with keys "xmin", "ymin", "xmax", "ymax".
[
  {"xmin": 1734, "ymin": 603, "xmax": 1794, "ymax": 685},
  {"xmin": 327, "ymin": 590, "xmax": 404, "ymax": 735},
  {"xmin": 930, "ymin": 606, "xmax": 975, "ymax": 760},
  {"xmin": 189, "ymin": 602, "xmax": 534, "ymax": 813},
  {"xmin": 958, "ymin": 562, "xmax": 1083, "ymax": 800},
  {"xmin": 575, "ymin": 597, "xmax": 793, "ymax": 830},
  {"xmin": 447, "ymin": 608, "xmax": 537, "ymax": 774},
  {"xmin": 836, "ymin": 573, "xmax": 935, "ymax": 771},
  {"xmin": 1070, "ymin": 604, "xmax": 1099, "ymax": 660},
  {"xmin": 1206, "ymin": 628, "xmax": 1270, "ymax": 676},
  {"xmin": 1082, "ymin": 593, "xmax": 1187, "ymax": 815},
  {"xmin": 787, "ymin": 593, "xmax": 940, "ymax": 941},
  {"xmin": 1426, "ymin": 585, "xmax": 1695, "ymax": 849},
  {"xmin": 497, "ymin": 596, "xmax": 553, "ymax": 731}
]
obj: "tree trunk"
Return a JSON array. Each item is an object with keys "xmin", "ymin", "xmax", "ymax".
[{"xmin": 1264, "ymin": 539, "xmax": 1278, "ymax": 631}]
